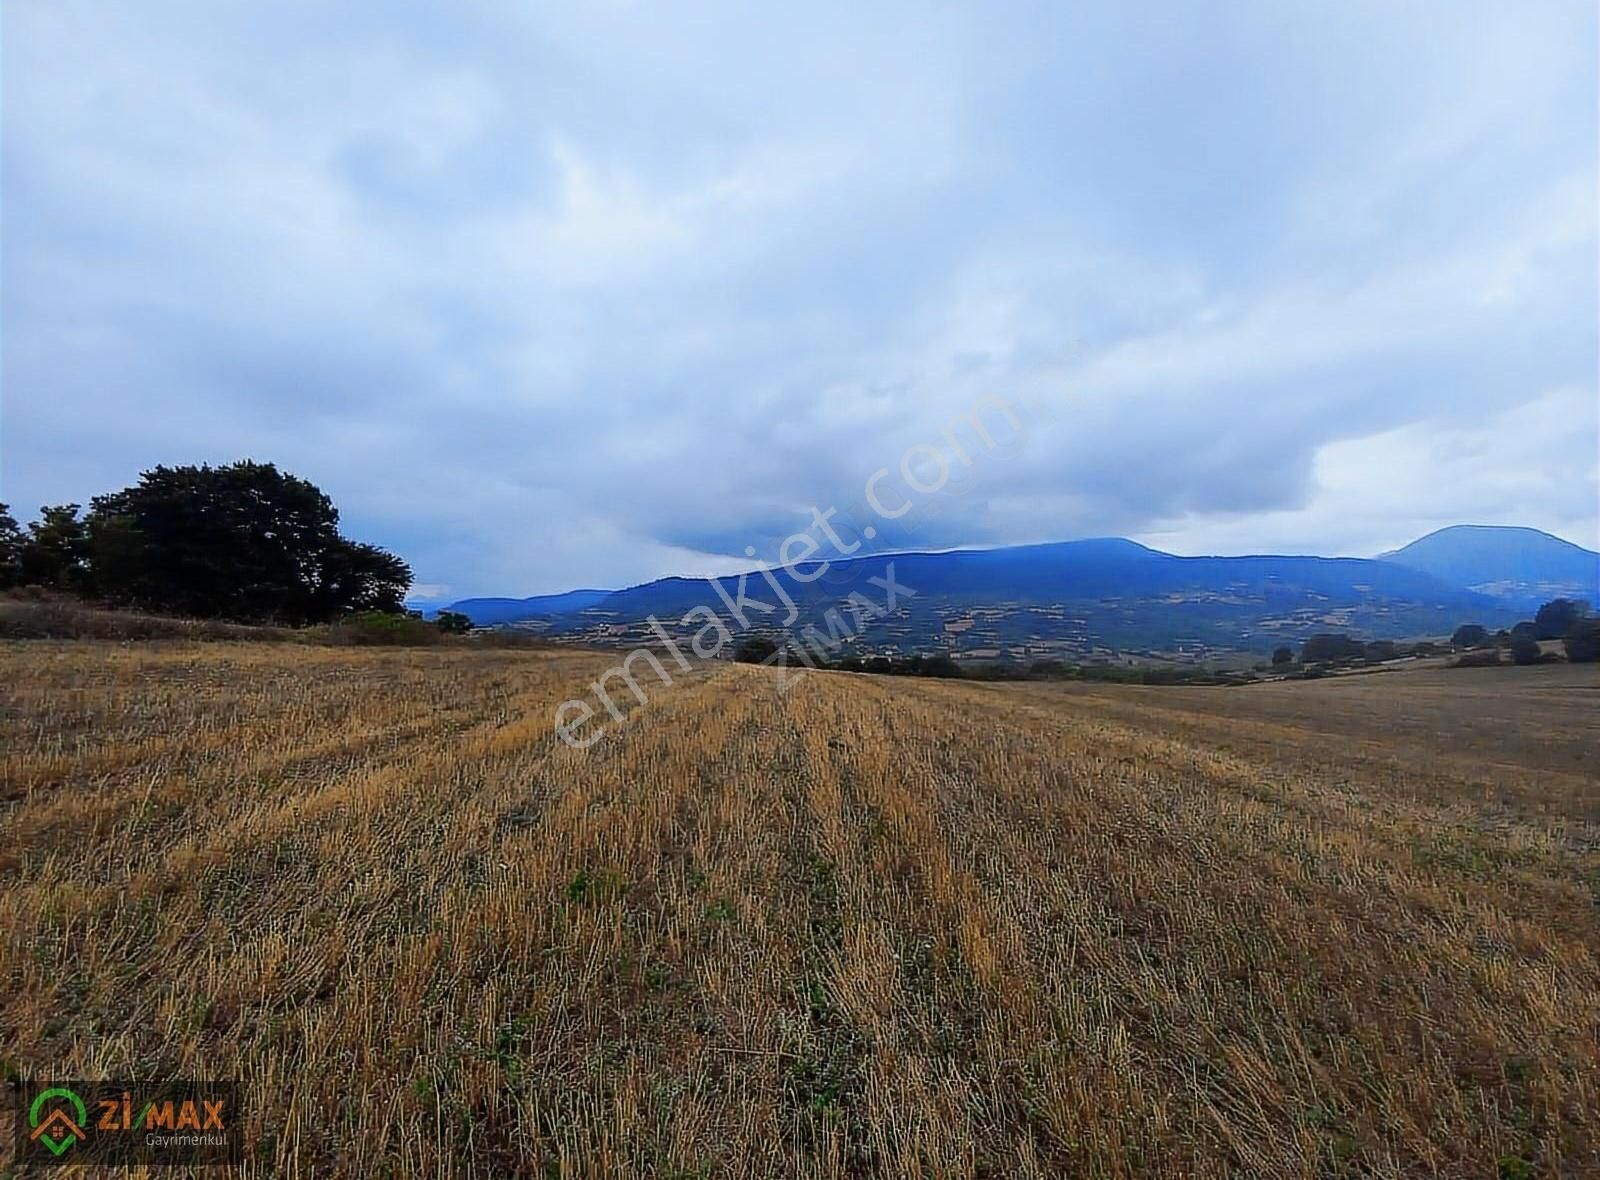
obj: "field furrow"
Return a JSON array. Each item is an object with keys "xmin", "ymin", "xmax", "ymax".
[{"xmin": 1, "ymin": 644, "xmax": 1596, "ymax": 1177}]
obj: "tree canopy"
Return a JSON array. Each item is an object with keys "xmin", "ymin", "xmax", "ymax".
[
  {"xmin": 81, "ymin": 462, "xmax": 410, "ymax": 623},
  {"xmin": 0, "ymin": 504, "xmax": 24, "ymax": 588},
  {"xmin": 1509, "ymin": 634, "xmax": 1542, "ymax": 665},
  {"xmin": 1533, "ymin": 598, "xmax": 1589, "ymax": 640},
  {"xmin": 20, "ymin": 504, "xmax": 92, "ymax": 591},
  {"xmin": 1563, "ymin": 619, "xmax": 1600, "ymax": 664},
  {"xmin": 1, "ymin": 462, "xmax": 411, "ymax": 624}
]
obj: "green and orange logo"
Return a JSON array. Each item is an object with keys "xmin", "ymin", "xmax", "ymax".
[
  {"xmin": 14, "ymin": 1080, "xmax": 241, "ymax": 1166},
  {"xmin": 28, "ymin": 1086, "xmax": 89, "ymax": 1157}
]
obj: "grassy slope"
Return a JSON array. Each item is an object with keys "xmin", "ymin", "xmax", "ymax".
[{"xmin": 0, "ymin": 643, "xmax": 1596, "ymax": 1177}]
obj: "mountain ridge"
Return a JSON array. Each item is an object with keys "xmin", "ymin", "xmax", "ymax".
[
  {"xmin": 433, "ymin": 588, "xmax": 611, "ymax": 625},
  {"xmin": 435, "ymin": 529, "xmax": 1563, "ymax": 659},
  {"xmin": 1377, "ymin": 524, "xmax": 1598, "ymax": 610}
]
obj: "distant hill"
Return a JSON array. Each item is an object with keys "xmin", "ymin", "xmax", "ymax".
[
  {"xmin": 470, "ymin": 537, "xmax": 1515, "ymax": 660},
  {"xmin": 593, "ymin": 537, "xmax": 1479, "ymax": 615},
  {"xmin": 1378, "ymin": 526, "xmax": 1599, "ymax": 610},
  {"xmin": 441, "ymin": 588, "xmax": 611, "ymax": 626}
]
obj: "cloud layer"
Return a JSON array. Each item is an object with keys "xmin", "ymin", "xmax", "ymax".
[{"xmin": 4, "ymin": 1, "xmax": 1595, "ymax": 598}]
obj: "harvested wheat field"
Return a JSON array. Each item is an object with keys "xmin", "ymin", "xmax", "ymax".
[{"xmin": 1, "ymin": 642, "xmax": 1598, "ymax": 1178}]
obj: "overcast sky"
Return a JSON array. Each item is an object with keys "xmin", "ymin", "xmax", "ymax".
[{"xmin": 4, "ymin": 1, "xmax": 1596, "ymax": 599}]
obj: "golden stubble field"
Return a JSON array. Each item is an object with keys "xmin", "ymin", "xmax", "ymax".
[{"xmin": 1, "ymin": 641, "xmax": 1597, "ymax": 1178}]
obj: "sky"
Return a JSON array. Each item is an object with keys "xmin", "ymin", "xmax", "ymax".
[{"xmin": 3, "ymin": 1, "xmax": 1596, "ymax": 601}]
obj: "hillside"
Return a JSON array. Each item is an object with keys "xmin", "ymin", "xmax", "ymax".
[
  {"xmin": 434, "ymin": 588, "xmax": 611, "ymax": 626},
  {"xmin": 450, "ymin": 538, "xmax": 1512, "ymax": 659},
  {"xmin": 1379, "ymin": 525, "xmax": 1599, "ymax": 609},
  {"xmin": 3, "ymin": 642, "xmax": 1595, "ymax": 1175}
]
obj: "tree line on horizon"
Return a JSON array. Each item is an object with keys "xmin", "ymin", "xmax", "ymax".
[
  {"xmin": 1445, "ymin": 597, "xmax": 1599, "ymax": 666},
  {"xmin": 0, "ymin": 461, "xmax": 413, "ymax": 625},
  {"xmin": 1277, "ymin": 596, "xmax": 1598, "ymax": 670}
]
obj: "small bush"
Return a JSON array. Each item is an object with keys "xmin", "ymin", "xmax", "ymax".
[
  {"xmin": 1302, "ymin": 633, "xmax": 1366, "ymax": 665},
  {"xmin": 320, "ymin": 611, "xmax": 443, "ymax": 646},
  {"xmin": 733, "ymin": 636, "xmax": 780, "ymax": 664},
  {"xmin": 1451, "ymin": 648, "xmax": 1501, "ymax": 668},
  {"xmin": 470, "ymin": 629, "xmax": 556, "ymax": 649},
  {"xmin": 1509, "ymin": 635, "xmax": 1541, "ymax": 666}
]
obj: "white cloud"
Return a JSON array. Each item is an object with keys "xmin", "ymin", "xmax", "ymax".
[
  {"xmin": 1137, "ymin": 387, "xmax": 1599, "ymax": 557},
  {"xmin": 2, "ymin": 0, "xmax": 1594, "ymax": 596}
]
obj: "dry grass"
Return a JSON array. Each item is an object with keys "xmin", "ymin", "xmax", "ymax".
[
  {"xmin": 0, "ymin": 596, "xmax": 302, "ymax": 643},
  {"xmin": 1, "ymin": 642, "xmax": 1596, "ymax": 1177}
]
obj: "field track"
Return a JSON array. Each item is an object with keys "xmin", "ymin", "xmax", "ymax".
[{"xmin": 2, "ymin": 643, "xmax": 1597, "ymax": 1177}]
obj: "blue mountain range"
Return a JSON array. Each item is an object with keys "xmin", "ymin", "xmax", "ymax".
[{"xmin": 431, "ymin": 525, "xmax": 1597, "ymax": 655}]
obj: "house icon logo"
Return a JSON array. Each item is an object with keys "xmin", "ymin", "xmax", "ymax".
[{"xmin": 28, "ymin": 1087, "xmax": 89, "ymax": 1157}]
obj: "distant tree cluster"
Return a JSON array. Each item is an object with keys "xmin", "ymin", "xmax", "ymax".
[
  {"xmin": 732, "ymin": 635, "xmax": 964, "ymax": 678},
  {"xmin": 0, "ymin": 462, "xmax": 412, "ymax": 625},
  {"xmin": 830, "ymin": 652, "xmax": 963, "ymax": 678},
  {"xmin": 1286, "ymin": 633, "xmax": 1446, "ymax": 670},
  {"xmin": 1022, "ymin": 660, "xmax": 1248, "ymax": 686},
  {"xmin": 1301, "ymin": 633, "xmax": 1370, "ymax": 665},
  {"xmin": 1301, "ymin": 596, "xmax": 1600, "ymax": 671},
  {"xmin": 1446, "ymin": 598, "xmax": 1595, "ymax": 667}
]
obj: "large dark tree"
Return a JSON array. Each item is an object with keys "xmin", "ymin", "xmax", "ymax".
[
  {"xmin": 1564, "ymin": 619, "xmax": 1600, "ymax": 664},
  {"xmin": 85, "ymin": 461, "xmax": 410, "ymax": 623},
  {"xmin": 1533, "ymin": 598, "xmax": 1589, "ymax": 641}
]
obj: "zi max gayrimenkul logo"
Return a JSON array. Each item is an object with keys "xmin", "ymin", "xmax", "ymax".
[{"xmin": 13, "ymin": 1080, "xmax": 242, "ymax": 1167}]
